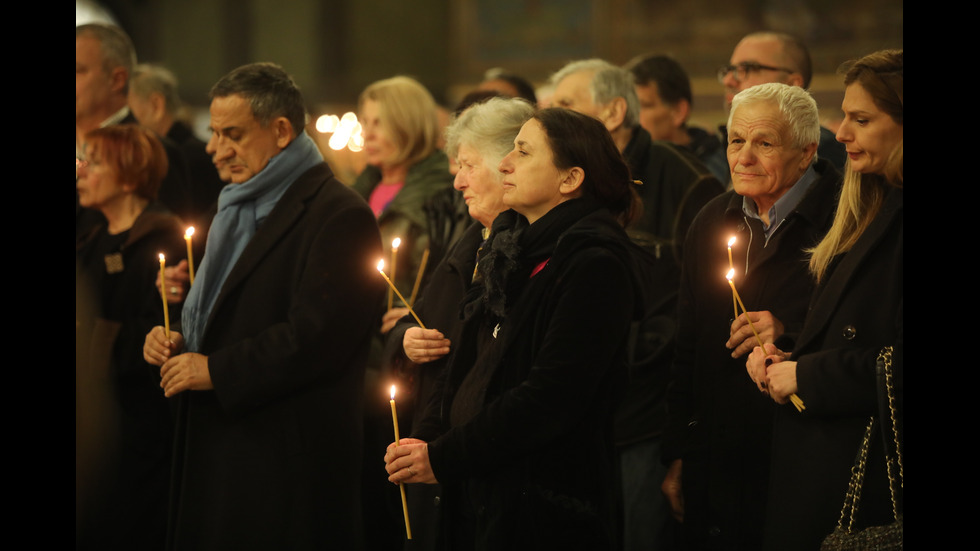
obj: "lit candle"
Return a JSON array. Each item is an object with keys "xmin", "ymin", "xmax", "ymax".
[
  {"xmin": 408, "ymin": 248, "xmax": 429, "ymax": 308},
  {"xmin": 390, "ymin": 385, "xmax": 413, "ymax": 540},
  {"xmin": 159, "ymin": 254, "xmax": 171, "ymax": 340},
  {"xmin": 184, "ymin": 227, "xmax": 196, "ymax": 285},
  {"xmin": 726, "ymin": 269, "xmax": 764, "ymax": 348},
  {"xmin": 388, "ymin": 237, "xmax": 401, "ymax": 310},
  {"xmin": 726, "ymin": 269, "xmax": 805, "ymax": 412},
  {"xmin": 378, "ymin": 261, "xmax": 427, "ymax": 329},
  {"xmin": 727, "ymin": 237, "xmax": 739, "ymax": 321}
]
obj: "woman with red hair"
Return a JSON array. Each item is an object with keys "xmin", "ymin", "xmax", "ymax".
[{"xmin": 76, "ymin": 124, "xmax": 185, "ymax": 549}]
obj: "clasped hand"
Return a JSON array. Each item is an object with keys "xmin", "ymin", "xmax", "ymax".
[
  {"xmin": 143, "ymin": 326, "xmax": 213, "ymax": 397},
  {"xmin": 745, "ymin": 344, "xmax": 798, "ymax": 405}
]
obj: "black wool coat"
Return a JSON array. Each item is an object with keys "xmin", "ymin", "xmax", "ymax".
[
  {"xmin": 166, "ymin": 163, "xmax": 384, "ymax": 550},
  {"xmin": 418, "ymin": 203, "xmax": 642, "ymax": 551},
  {"xmin": 764, "ymin": 186, "xmax": 903, "ymax": 550}
]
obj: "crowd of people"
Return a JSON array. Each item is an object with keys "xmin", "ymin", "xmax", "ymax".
[{"xmin": 76, "ymin": 20, "xmax": 902, "ymax": 551}]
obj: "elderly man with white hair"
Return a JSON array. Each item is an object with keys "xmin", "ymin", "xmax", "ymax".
[{"xmin": 661, "ymin": 82, "xmax": 842, "ymax": 550}]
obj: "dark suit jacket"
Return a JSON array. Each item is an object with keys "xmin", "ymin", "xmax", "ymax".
[
  {"xmin": 166, "ymin": 162, "xmax": 384, "ymax": 550},
  {"xmin": 765, "ymin": 186, "xmax": 903, "ymax": 550}
]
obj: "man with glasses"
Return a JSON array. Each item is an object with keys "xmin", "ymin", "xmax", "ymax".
[{"xmin": 718, "ymin": 32, "xmax": 846, "ymax": 172}]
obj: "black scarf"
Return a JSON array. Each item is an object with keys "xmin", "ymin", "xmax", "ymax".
[
  {"xmin": 450, "ymin": 198, "xmax": 603, "ymax": 427},
  {"xmin": 465, "ymin": 197, "xmax": 603, "ymax": 326}
]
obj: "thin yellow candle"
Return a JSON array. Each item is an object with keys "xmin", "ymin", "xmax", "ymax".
[
  {"xmin": 388, "ymin": 237, "xmax": 401, "ymax": 310},
  {"xmin": 727, "ymin": 270, "xmax": 765, "ymax": 347},
  {"xmin": 184, "ymin": 227, "xmax": 196, "ymax": 285},
  {"xmin": 159, "ymin": 254, "xmax": 171, "ymax": 340},
  {"xmin": 390, "ymin": 385, "xmax": 413, "ymax": 540},
  {"xmin": 727, "ymin": 236, "xmax": 738, "ymax": 321},
  {"xmin": 408, "ymin": 248, "xmax": 429, "ymax": 308},
  {"xmin": 726, "ymin": 269, "xmax": 805, "ymax": 412},
  {"xmin": 378, "ymin": 260, "xmax": 427, "ymax": 329}
]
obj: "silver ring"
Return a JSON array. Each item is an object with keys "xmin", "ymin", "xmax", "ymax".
[{"xmin": 169, "ymin": 286, "xmax": 179, "ymax": 295}]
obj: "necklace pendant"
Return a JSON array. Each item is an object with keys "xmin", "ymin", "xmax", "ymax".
[{"xmin": 104, "ymin": 252, "xmax": 124, "ymax": 274}]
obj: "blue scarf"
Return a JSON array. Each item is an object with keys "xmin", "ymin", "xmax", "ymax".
[{"xmin": 181, "ymin": 131, "xmax": 323, "ymax": 352}]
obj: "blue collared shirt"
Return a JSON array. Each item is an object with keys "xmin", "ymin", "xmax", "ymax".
[{"xmin": 741, "ymin": 164, "xmax": 819, "ymax": 239}]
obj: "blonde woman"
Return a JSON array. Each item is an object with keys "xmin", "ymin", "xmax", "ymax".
[
  {"xmin": 746, "ymin": 49, "xmax": 903, "ymax": 549},
  {"xmin": 353, "ymin": 76, "xmax": 455, "ymax": 328}
]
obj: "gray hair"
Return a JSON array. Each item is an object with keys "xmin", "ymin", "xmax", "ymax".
[
  {"xmin": 728, "ymin": 83, "xmax": 820, "ymax": 156},
  {"xmin": 444, "ymin": 96, "xmax": 536, "ymax": 169},
  {"xmin": 550, "ymin": 59, "xmax": 640, "ymax": 129},
  {"xmin": 210, "ymin": 62, "xmax": 308, "ymax": 136},
  {"xmin": 76, "ymin": 23, "xmax": 137, "ymax": 93},
  {"xmin": 130, "ymin": 63, "xmax": 182, "ymax": 115}
]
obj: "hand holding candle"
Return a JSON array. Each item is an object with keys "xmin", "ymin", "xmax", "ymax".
[
  {"xmin": 390, "ymin": 385, "xmax": 413, "ymax": 540},
  {"xmin": 726, "ymin": 269, "xmax": 805, "ymax": 412},
  {"xmin": 184, "ymin": 227, "xmax": 196, "ymax": 285},
  {"xmin": 158, "ymin": 254, "xmax": 171, "ymax": 340},
  {"xmin": 378, "ymin": 260, "xmax": 426, "ymax": 329}
]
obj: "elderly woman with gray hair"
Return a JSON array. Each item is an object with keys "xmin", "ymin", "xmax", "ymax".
[{"xmin": 381, "ymin": 96, "xmax": 536, "ymax": 549}]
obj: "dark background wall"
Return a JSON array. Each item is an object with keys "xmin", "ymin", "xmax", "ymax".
[
  {"xmin": 78, "ymin": 0, "xmax": 902, "ymax": 178},
  {"xmin": 79, "ymin": 0, "xmax": 902, "ymax": 105}
]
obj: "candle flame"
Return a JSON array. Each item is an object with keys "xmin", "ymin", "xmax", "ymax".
[
  {"xmin": 185, "ymin": 227, "xmax": 195, "ymax": 239},
  {"xmin": 377, "ymin": 259, "xmax": 385, "ymax": 272},
  {"xmin": 159, "ymin": 253, "xmax": 166, "ymax": 262},
  {"xmin": 728, "ymin": 236, "xmax": 736, "ymax": 247},
  {"xmin": 726, "ymin": 268, "xmax": 735, "ymax": 281},
  {"xmin": 390, "ymin": 385, "xmax": 396, "ymax": 400},
  {"xmin": 392, "ymin": 237, "xmax": 401, "ymax": 250}
]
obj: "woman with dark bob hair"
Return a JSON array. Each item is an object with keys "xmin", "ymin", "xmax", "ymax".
[
  {"xmin": 385, "ymin": 107, "xmax": 644, "ymax": 550},
  {"xmin": 76, "ymin": 124, "xmax": 185, "ymax": 548},
  {"xmin": 746, "ymin": 49, "xmax": 903, "ymax": 549}
]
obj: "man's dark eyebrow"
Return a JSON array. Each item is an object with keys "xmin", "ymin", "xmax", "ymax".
[{"xmin": 210, "ymin": 125, "xmax": 243, "ymax": 135}]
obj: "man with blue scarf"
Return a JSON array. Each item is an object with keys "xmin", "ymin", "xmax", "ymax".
[{"xmin": 143, "ymin": 62, "xmax": 384, "ymax": 549}]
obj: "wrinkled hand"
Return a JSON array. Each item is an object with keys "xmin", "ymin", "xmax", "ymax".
[
  {"xmin": 727, "ymin": 310, "xmax": 784, "ymax": 358},
  {"xmin": 662, "ymin": 459, "xmax": 684, "ymax": 523},
  {"xmin": 143, "ymin": 326, "xmax": 184, "ymax": 367},
  {"xmin": 160, "ymin": 352, "xmax": 212, "ymax": 397},
  {"xmin": 746, "ymin": 343, "xmax": 786, "ymax": 394},
  {"xmin": 381, "ymin": 308, "xmax": 410, "ymax": 335},
  {"xmin": 766, "ymin": 360, "xmax": 798, "ymax": 405},
  {"xmin": 403, "ymin": 327, "xmax": 451, "ymax": 364},
  {"xmin": 156, "ymin": 260, "xmax": 191, "ymax": 304},
  {"xmin": 384, "ymin": 438, "xmax": 437, "ymax": 484}
]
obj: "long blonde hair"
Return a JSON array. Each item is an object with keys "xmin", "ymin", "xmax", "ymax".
[{"xmin": 809, "ymin": 50, "xmax": 903, "ymax": 282}]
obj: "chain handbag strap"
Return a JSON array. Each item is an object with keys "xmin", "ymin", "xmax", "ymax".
[
  {"xmin": 834, "ymin": 346, "xmax": 902, "ymax": 534},
  {"xmin": 879, "ymin": 346, "xmax": 903, "ymax": 520},
  {"xmin": 836, "ymin": 416, "xmax": 875, "ymax": 533}
]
